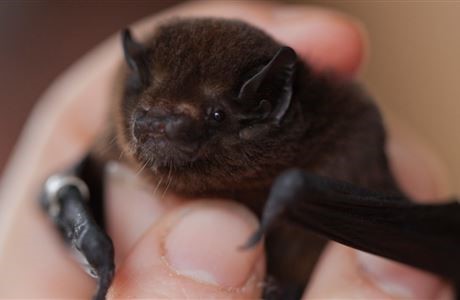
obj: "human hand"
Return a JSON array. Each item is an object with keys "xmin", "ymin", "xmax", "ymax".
[{"xmin": 0, "ymin": 1, "xmax": 453, "ymax": 298}]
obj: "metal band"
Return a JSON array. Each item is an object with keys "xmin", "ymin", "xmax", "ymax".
[{"xmin": 44, "ymin": 174, "xmax": 90, "ymax": 218}]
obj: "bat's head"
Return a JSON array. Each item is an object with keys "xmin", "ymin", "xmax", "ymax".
[{"xmin": 117, "ymin": 18, "xmax": 307, "ymax": 195}]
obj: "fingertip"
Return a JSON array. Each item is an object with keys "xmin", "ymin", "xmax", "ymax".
[
  {"xmin": 108, "ymin": 200, "xmax": 265, "ymax": 299},
  {"xmin": 305, "ymin": 243, "xmax": 450, "ymax": 299},
  {"xmin": 305, "ymin": 243, "xmax": 384, "ymax": 298},
  {"xmin": 357, "ymin": 252, "xmax": 445, "ymax": 299},
  {"xmin": 269, "ymin": 7, "xmax": 368, "ymax": 76}
]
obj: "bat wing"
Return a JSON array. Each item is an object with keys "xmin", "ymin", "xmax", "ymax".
[{"xmin": 243, "ymin": 169, "xmax": 460, "ymax": 288}]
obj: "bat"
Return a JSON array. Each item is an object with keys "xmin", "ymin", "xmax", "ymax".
[{"xmin": 39, "ymin": 17, "xmax": 460, "ymax": 300}]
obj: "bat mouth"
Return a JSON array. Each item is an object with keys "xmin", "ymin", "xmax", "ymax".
[{"xmin": 134, "ymin": 136, "xmax": 202, "ymax": 169}]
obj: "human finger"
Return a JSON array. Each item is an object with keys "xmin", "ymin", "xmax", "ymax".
[{"xmin": 108, "ymin": 200, "xmax": 265, "ymax": 299}]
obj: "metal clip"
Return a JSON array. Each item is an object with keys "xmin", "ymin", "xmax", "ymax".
[{"xmin": 43, "ymin": 175, "xmax": 90, "ymax": 218}]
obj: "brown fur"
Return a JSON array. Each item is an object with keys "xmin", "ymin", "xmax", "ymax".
[{"xmin": 98, "ymin": 18, "xmax": 401, "ymax": 297}]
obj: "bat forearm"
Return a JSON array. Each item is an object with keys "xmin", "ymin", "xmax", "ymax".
[{"xmin": 246, "ymin": 169, "xmax": 460, "ymax": 286}]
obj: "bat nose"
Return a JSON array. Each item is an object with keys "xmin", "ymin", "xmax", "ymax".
[
  {"xmin": 165, "ymin": 115, "xmax": 195, "ymax": 141},
  {"xmin": 133, "ymin": 113, "xmax": 200, "ymax": 144}
]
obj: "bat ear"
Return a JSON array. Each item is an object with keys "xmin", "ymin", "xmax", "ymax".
[
  {"xmin": 238, "ymin": 46, "xmax": 297, "ymax": 125},
  {"xmin": 121, "ymin": 28, "xmax": 150, "ymax": 86}
]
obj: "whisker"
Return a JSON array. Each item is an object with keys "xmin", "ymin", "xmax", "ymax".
[
  {"xmin": 161, "ymin": 162, "xmax": 174, "ymax": 201},
  {"xmin": 96, "ymin": 136, "xmax": 119, "ymax": 156},
  {"xmin": 153, "ymin": 175, "xmax": 164, "ymax": 196},
  {"xmin": 118, "ymin": 150, "xmax": 125, "ymax": 160},
  {"xmin": 135, "ymin": 159, "xmax": 149, "ymax": 177}
]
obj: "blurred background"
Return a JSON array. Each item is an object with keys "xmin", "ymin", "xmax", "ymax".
[{"xmin": 0, "ymin": 1, "xmax": 459, "ymax": 192}]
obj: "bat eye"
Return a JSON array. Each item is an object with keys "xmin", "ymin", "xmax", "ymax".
[{"xmin": 211, "ymin": 110, "xmax": 225, "ymax": 123}]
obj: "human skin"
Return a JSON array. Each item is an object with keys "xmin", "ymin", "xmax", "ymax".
[{"xmin": 0, "ymin": 1, "xmax": 454, "ymax": 298}]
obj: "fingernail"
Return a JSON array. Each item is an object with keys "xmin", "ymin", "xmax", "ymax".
[
  {"xmin": 357, "ymin": 252, "xmax": 442, "ymax": 298},
  {"xmin": 272, "ymin": 7, "xmax": 344, "ymax": 41},
  {"xmin": 164, "ymin": 202, "xmax": 261, "ymax": 288},
  {"xmin": 272, "ymin": 5, "xmax": 363, "ymax": 37},
  {"xmin": 272, "ymin": 5, "xmax": 320, "ymax": 21}
]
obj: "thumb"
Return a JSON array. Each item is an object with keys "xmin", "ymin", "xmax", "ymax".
[{"xmin": 108, "ymin": 200, "xmax": 265, "ymax": 299}]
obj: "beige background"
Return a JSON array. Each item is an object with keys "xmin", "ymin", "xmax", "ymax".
[{"xmin": 309, "ymin": 1, "xmax": 460, "ymax": 193}]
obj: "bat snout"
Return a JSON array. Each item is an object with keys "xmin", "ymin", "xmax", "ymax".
[{"xmin": 133, "ymin": 110, "xmax": 203, "ymax": 150}]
